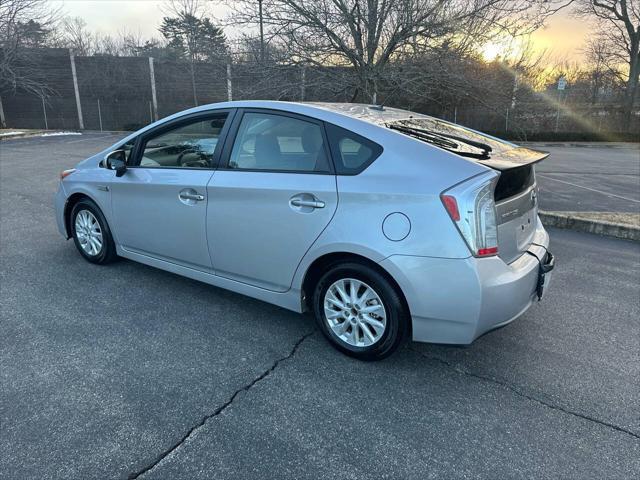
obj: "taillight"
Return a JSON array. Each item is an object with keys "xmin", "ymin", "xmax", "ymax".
[
  {"xmin": 441, "ymin": 172, "xmax": 499, "ymax": 257},
  {"xmin": 441, "ymin": 195, "xmax": 460, "ymax": 221},
  {"xmin": 60, "ymin": 169, "xmax": 76, "ymax": 180}
]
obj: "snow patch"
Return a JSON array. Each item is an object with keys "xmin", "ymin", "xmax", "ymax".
[
  {"xmin": 40, "ymin": 132, "xmax": 82, "ymax": 137},
  {"xmin": 0, "ymin": 131, "xmax": 25, "ymax": 137}
]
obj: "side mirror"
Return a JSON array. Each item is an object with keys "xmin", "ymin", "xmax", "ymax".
[{"xmin": 104, "ymin": 150, "xmax": 127, "ymax": 177}]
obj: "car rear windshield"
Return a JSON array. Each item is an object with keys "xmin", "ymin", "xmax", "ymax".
[{"xmin": 386, "ymin": 118, "xmax": 512, "ymax": 160}]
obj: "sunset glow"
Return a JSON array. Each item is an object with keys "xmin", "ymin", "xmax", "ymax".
[
  {"xmin": 478, "ymin": 38, "xmax": 527, "ymax": 62},
  {"xmin": 52, "ymin": 0, "xmax": 592, "ymax": 65}
]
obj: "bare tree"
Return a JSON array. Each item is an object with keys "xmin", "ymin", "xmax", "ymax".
[
  {"xmin": 0, "ymin": 0, "xmax": 58, "ymax": 97},
  {"xmin": 575, "ymin": 0, "xmax": 640, "ymax": 127},
  {"xmin": 583, "ymin": 37, "xmax": 618, "ymax": 103},
  {"xmin": 226, "ymin": 0, "xmax": 568, "ymax": 103},
  {"xmin": 58, "ymin": 16, "xmax": 95, "ymax": 55}
]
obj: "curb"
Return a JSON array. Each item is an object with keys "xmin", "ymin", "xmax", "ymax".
[{"xmin": 539, "ymin": 211, "xmax": 640, "ymax": 242}]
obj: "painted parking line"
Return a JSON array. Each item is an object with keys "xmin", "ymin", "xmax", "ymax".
[
  {"xmin": 538, "ymin": 171, "xmax": 640, "ymax": 176},
  {"xmin": 537, "ymin": 174, "xmax": 640, "ymax": 204}
]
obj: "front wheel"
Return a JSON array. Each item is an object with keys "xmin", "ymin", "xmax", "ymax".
[
  {"xmin": 70, "ymin": 199, "xmax": 117, "ymax": 264},
  {"xmin": 312, "ymin": 263, "xmax": 409, "ymax": 360}
]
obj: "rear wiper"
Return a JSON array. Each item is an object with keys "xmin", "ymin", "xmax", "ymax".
[
  {"xmin": 387, "ymin": 123, "xmax": 458, "ymax": 150},
  {"xmin": 388, "ymin": 122, "xmax": 492, "ymax": 160},
  {"xmin": 395, "ymin": 121, "xmax": 493, "ymax": 153}
]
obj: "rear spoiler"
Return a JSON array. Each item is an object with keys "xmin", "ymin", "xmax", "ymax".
[{"xmin": 477, "ymin": 147, "xmax": 549, "ymax": 171}]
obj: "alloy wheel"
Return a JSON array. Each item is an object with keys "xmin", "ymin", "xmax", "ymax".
[
  {"xmin": 323, "ymin": 278, "xmax": 387, "ymax": 347},
  {"xmin": 74, "ymin": 210, "xmax": 103, "ymax": 256}
]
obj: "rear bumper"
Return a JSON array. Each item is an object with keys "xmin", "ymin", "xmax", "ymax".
[{"xmin": 379, "ymin": 218, "xmax": 552, "ymax": 344}]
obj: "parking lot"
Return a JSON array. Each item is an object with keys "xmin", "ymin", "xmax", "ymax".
[
  {"xmin": 532, "ymin": 143, "xmax": 640, "ymax": 213},
  {"xmin": 1, "ymin": 133, "xmax": 639, "ymax": 479}
]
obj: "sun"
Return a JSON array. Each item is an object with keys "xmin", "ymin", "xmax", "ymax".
[
  {"xmin": 478, "ymin": 36, "xmax": 528, "ymax": 62},
  {"xmin": 480, "ymin": 41, "xmax": 506, "ymax": 62}
]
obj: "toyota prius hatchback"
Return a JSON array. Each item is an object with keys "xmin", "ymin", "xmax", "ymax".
[{"xmin": 55, "ymin": 101, "xmax": 555, "ymax": 360}]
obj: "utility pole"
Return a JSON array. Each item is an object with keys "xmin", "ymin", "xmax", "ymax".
[{"xmin": 258, "ymin": 0, "xmax": 265, "ymax": 62}]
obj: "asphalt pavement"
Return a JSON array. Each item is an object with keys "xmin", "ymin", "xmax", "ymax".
[
  {"xmin": 531, "ymin": 143, "xmax": 640, "ymax": 213},
  {"xmin": 1, "ymin": 133, "xmax": 639, "ymax": 479}
]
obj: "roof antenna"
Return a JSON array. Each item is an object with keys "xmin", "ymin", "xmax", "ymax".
[{"xmin": 370, "ymin": 104, "xmax": 385, "ymax": 111}]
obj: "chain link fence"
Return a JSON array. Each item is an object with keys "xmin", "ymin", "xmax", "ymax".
[{"xmin": 1, "ymin": 48, "xmax": 638, "ymax": 140}]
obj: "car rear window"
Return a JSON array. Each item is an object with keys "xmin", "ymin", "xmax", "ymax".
[{"xmin": 325, "ymin": 123, "xmax": 382, "ymax": 175}]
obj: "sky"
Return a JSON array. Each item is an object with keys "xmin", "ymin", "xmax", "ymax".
[{"xmin": 50, "ymin": 0, "xmax": 592, "ymax": 63}]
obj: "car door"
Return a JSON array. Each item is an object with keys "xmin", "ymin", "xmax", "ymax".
[
  {"xmin": 110, "ymin": 110, "xmax": 234, "ymax": 270},
  {"xmin": 207, "ymin": 109, "xmax": 338, "ymax": 292}
]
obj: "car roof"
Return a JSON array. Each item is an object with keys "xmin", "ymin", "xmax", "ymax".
[
  {"xmin": 174, "ymin": 100, "xmax": 422, "ymax": 127},
  {"xmin": 304, "ymin": 102, "xmax": 425, "ymax": 124}
]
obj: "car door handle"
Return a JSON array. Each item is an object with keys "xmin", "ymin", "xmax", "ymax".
[
  {"xmin": 290, "ymin": 198, "xmax": 325, "ymax": 209},
  {"xmin": 179, "ymin": 192, "xmax": 205, "ymax": 201}
]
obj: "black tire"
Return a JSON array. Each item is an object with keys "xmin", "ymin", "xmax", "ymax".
[
  {"xmin": 312, "ymin": 262, "xmax": 409, "ymax": 360},
  {"xmin": 70, "ymin": 198, "xmax": 118, "ymax": 264}
]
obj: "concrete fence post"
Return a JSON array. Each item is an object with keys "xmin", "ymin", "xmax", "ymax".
[
  {"xmin": 41, "ymin": 96, "xmax": 48, "ymax": 130},
  {"xmin": 69, "ymin": 49, "xmax": 84, "ymax": 130},
  {"xmin": 0, "ymin": 95, "xmax": 6, "ymax": 128},
  {"xmin": 97, "ymin": 99, "xmax": 103, "ymax": 132},
  {"xmin": 148, "ymin": 57, "xmax": 159, "ymax": 122},
  {"xmin": 227, "ymin": 63, "xmax": 233, "ymax": 101}
]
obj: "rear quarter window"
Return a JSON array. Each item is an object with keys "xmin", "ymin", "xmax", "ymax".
[{"xmin": 325, "ymin": 123, "xmax": 382, "ymax": 175}]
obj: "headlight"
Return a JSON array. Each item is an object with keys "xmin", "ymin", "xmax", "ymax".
[{"xmin": 59, "ymin": 168, "xmax": 76, "ymax": 180}]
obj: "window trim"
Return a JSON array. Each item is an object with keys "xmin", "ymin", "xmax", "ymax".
[
  {"xmin": 218, "ymin": 108, "xmax": 336, "ymax": 175},
  {"xmin": 126, "ymin": 108, "xmax": 237, "ymax": 171}
]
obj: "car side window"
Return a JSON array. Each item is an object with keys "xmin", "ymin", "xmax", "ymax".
[
  {"xmin": 228, "ymin": 112, "xmax": 330, "ymax": 173},
  {"xmin": 325, "ymin": 123, "xmax": 383, "ymax": 175},
  {"xmin": 136, "ymin": 114, "xmax": 228, "ymax": 169}
]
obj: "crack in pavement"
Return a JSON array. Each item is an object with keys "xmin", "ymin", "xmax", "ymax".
[
  {"xmin": 127, "ymin": 330, "xmax": 317, "ymax": 479},
  {"xmin": 126, "ymin": 334, "xmax": 635, "ymax": 479},
  {"xmin": 409, "ymin": 347, "xmax": 640, "ymax": 440}
]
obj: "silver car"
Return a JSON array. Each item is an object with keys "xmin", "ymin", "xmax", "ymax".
[{"xmin": 54, "ymin": 101, "xmax": 554, "ymax": 360}]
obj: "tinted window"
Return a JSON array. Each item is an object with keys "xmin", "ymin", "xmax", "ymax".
[
  {"xmin": 325, "ymin": 123, "xmax": 382, "ymax": 175},
  {"xmin": 136, "ymin": 115, "xmax": 228, "ymax": 168},
  {"xmin": 228, "ymin": 112, "xmax": 330, "ymax": 173}
]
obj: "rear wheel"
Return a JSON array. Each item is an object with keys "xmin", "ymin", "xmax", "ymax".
[
  {"xmin": 70, "ymin": 199, "xmax": 117, "ymax": 264},
  {"xmin": 312, "ymin": 262, "xmax": 409, "ymax": 360}
]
